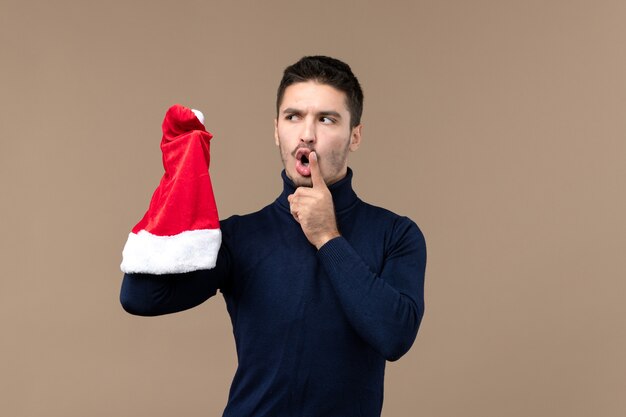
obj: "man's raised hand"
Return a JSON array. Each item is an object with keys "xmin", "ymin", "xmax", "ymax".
[{"xmin": 287, "ymin": 152, "xmax": 341, "ymax": 249}]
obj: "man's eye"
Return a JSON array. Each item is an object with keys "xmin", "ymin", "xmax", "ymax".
[
  {"xmin": 286, "ymin": 114, "xmax": 300, "ymax": 121},
  {"xmin": 320, "ymin": 117, "xmax": 335, "ymax": 124}
]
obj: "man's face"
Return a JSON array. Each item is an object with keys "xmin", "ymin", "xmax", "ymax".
[{"xmin": 275, "ymin": 81, "xmax": 362, "ymax": 187}]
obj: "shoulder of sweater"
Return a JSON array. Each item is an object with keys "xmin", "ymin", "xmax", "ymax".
[
  {"xmin": 357, "ymin": 199, "xmax": 414, "ymax": 224},
  {"xmin": 356, "ymin": 199, "xmax": 425, "ymax": 242},
  {"xmin": 218, "ymin": 202, "xmax": 278, "ymax": 233}
]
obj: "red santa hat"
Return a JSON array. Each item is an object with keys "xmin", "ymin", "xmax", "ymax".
[{"xmin": 120, "ymin": 104, "xmax": 221, "ymax": 274}]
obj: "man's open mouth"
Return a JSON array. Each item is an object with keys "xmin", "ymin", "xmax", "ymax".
[{"xmin": 295, "ymin": 148, "xmax": 313, "ymax": 176}]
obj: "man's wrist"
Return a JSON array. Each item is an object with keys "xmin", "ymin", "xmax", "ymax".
[{"xmin": 315, "ymin": 232, "xmax": 341, "ymax": 250}]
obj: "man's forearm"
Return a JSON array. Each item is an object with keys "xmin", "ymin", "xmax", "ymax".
[
  {"xmin": 316, "ymin": 224, "xmax": 426, "ymax": 361},
  {"xmin": 120, "ymin": 269, "xmax": 220, "ymax": 316}
]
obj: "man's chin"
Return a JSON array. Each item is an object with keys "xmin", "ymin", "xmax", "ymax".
[
  {"xmin": 292, "ymin": 177, "xmax": 313, "ymax": 188},
  {"xmin": 286, "ymin": 170, "xmax": 313, "ymax": 188}
]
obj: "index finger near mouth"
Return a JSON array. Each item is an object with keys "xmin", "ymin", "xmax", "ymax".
[{"xmin": 309, "ymin": 152, "xmax": 326, "ymax": 188}]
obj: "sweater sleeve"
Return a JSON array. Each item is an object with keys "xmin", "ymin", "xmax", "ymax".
[
  {"xmin": 119, "ymin": 242, "xmax": 232, "ymax": 316},
  {"xmin": 316, "ymin": 218, "xmax": 426, "ymax": 361}
]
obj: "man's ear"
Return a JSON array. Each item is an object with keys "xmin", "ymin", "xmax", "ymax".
[
  {"xmin": 274, "ymin": 118, "xmax": 279, "ymax": 146},
  {"xmin": 349, "ymin": 124, "xmax": 363, "ymax": 152}
]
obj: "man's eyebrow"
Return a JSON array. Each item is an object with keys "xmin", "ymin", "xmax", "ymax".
[
  {"xmin": 281, "ymin": 108, "xmax": 342, "ymax": 118},
  {"xmin": 318, "ymin": 111, "xmax": 342, "ymax": 118},
  {"xmin": 282, "ymin": 107, "xmax": 302, "ymax": 114}
]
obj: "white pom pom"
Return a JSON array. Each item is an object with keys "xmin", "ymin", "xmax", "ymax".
[{"xmin": 191, "ymin": 109, "xmax": 205, "ymax": 125}]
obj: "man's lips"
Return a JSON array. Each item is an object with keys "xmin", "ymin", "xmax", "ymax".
[{"xmin": 295, "ymin": 148, "xmax": 313, "ymax": 177}]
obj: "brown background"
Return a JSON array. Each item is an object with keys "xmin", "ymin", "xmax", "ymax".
[{"xmin": 2, "ymin": 1, "xmax": 625, "ymax": 416}]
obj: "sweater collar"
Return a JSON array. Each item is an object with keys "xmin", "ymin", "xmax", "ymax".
[{"xmin": 276, "ymin": 168, "xmax": 359, "ymax": 213}]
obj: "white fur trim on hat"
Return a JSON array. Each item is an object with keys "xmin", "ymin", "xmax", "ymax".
[{"xmin": 120, "ymin": 229, "xmax": 221, "ymax": 274}]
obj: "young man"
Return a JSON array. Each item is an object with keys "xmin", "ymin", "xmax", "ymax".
[{"xmin": 121, "ymin": 56, "xmax": 427, "ymax": 417}]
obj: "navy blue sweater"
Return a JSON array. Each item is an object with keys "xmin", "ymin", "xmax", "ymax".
[{"xmin": 120, "ymin": 169, "xmax": 426, "ymax": 417}]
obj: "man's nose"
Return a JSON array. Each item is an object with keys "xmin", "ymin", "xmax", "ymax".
[{"xmin": 300, "ymin": 118, "xmax": 316, "ymax": 144}]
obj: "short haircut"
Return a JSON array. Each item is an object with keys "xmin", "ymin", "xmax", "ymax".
[{"xmin": 276, "ymin": 56, "xmax": 364, "ymax": 129}]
